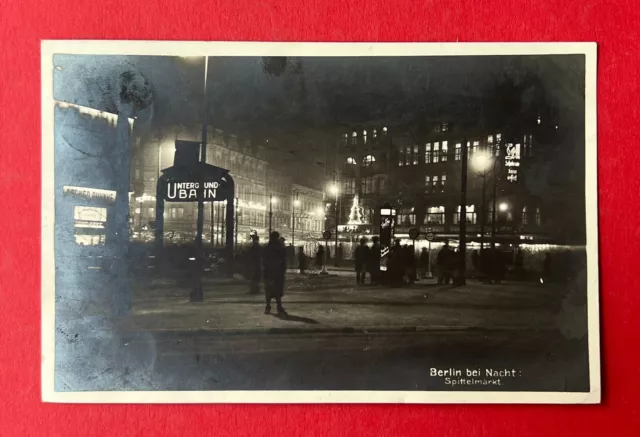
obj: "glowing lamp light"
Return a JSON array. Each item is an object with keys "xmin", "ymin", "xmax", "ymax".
[
  {"xmin": 329, "ymin": 185, "xmax": 339, "ymax": 196},
  {"xmin": 471, "ymin": 152, "xmax": 492, "ymax": 172},
  {"xmin": 499, "ymin": 202, "xmax": 509, "ymax": 212},
  {"xmin": 270, "ymin": 196, "xmax": 278, "ymax": 205},
  {"xmin": 316, "ymin": 207, "xmax": 324, "ymax": 216},
  {"xmin": 293, "ymin": 199, "xmax": 301, "ymax": 207}
]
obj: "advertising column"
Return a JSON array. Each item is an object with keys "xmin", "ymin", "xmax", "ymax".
[{"xmin": 379, "ymin": 204, "xmax": 396, "ymax": 273}]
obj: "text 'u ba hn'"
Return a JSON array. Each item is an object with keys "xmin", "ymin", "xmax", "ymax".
[{"xmin": 166, "ymin": 181, "xmax": 220, "ymax": 200}]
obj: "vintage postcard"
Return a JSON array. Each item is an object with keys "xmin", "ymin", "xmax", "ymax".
[{"xmin": 42, "ymin": 41, "xmax": 599, "ymax": 403}]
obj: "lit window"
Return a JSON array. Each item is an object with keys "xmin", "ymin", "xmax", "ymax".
[
  {"xmin": 379, "ymin": 178, "xmax": 387, "ymax": 194},
  {"xmin": 398, "ymin": 207, "xmax": 416, "ymax": 226},
  {"xmin": 432, "ymin": 175, "xmax": 439, "ymax": 189},
  {"xmin": 425, "ymin": 175, "xmax": 431, "ymax": 190},
  {"xmin": 441, "ymin": 141, "xmax": 448, "ymax": 162},
  {"xmin": 404, "ymin": 146, "xmax": 412, "ymax": 166},
  {"xmin": 382, "ymin": 127, "xmax": 388, "ymax": 132},
  {"xmin": 425, "ymin": 143, "xmax": 432, "ymax": 164},
  {"xmin": 522, "ymin": 206, "xmax": 528, "ymax": 225},
  {"xmin": 342, "ymin": 178, "xmax": 355, "ymax": 195},
  {"xmin": 363, "ymin": 155, "xmax": 376, "ymax": 166},
  {"xmin": 373, "ymin": 129, "xmax": 377, "ymax": 138},
  {"xmin": 398, "ymin": 148, "xmax": 404, "ymax": 166},
  {"xmin": 74, "ymin": 206, "xmax": 107, "ymax": 246},
  {"xmin": 346, "ymin": 157, "xmax": 356, "ymax": 165},
  {"xmin": 535, "ymin": 207, "xmax": 541, "ymax": 226},
  {"xmin": 433, "ymin": 142, "xmax": 440, "ymax": 163},
  {"xmin": 361, "ymin": 176, "xmax": 374, "ymax": 194},
  {"xmin": 455, "ymin": 143, "xmax": 462, "ymax": 161},
  {"xmin": 412, "ymin": 146, "xmax": 419, "ymax": 165},
  {"xmin": 441, "ymin": 174, "xmax": 447, "ymax": 192},
  {"xmin": 425, "ymin": 206, "xmax": 445, "ymax": 225},
  {"xmin": 453, "ymin": 205, "xmax": 476, "ymax": 225},
  {"xmin": 442, "ymin": 122, "xmax": 449, "ymax": 132}
]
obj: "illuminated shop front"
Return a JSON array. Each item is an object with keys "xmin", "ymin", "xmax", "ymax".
[{"xmin": 54, "ymin": 101, "xmax": 134, "ymax": 253}]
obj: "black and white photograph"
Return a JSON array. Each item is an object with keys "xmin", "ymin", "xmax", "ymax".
[{"xmin": 41, "ymin": 41, "xmax": 599, "ymax": 403}]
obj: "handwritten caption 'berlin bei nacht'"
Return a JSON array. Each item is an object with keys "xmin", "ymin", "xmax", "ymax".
[{"xmin": 430, "ymin": 367, "xmax": 523, "ymax": 387}]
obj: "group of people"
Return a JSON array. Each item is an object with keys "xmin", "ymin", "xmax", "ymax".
[
  {"xmin": 353, "ymin": 237, "xmax": 382, "ymax": 285},
  {"xmin": 247, "ymin": 231, "xmax": 288, "ymax": 315},
  {"xmin": 353, "ymin": 238, "xmax": 420, "ymax": 287}
]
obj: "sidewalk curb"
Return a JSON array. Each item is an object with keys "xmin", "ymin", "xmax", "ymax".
[{"xmin": 117, "ymin": 324, "xmax": 555, "ymax": 340}]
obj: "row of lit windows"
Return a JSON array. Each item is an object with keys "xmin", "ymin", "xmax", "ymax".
[
  {"xmin": 346, "ymin": 155, "xmax": 376, "ymax": 166},
  {"xmin": 425, "ymin": 174, "xmax": 447, "ymax": 192},
  {"xmin": 399, "ymin": 134, "xmax": 505, "ymax": 167},
  {"xmin": 341, "ymin": 177, "xmax": 386, "ymax": 195},
  {"xmin": 396, "ymin": 206, "xmax": 541, "ymax": 226},
  {"xmin": 343, "ymin": 128, "xmax": 388, "ymax": 145}
]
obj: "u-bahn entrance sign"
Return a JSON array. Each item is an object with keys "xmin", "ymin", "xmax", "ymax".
[
  {"xmin": 165, "ymin": 180, "xmax": 224, "ymax": 202},
  {"xmin": 154, "ymin": 140, "xmax": 235, "ymax": 255}
]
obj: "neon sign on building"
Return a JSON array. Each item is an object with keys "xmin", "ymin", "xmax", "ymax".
[{"xmin": 505, "ymin": 143, "xmax": 521, "ymax": 183}]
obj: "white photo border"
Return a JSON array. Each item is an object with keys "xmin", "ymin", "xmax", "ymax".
[{"xmin": 41, "ymin": 40, "xmax": 599, "ymax": 404}]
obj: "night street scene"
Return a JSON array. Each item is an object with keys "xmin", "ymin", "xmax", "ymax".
[{"xmin": 48, "ymin": 47, "xmax": 594, "ymax": 396}]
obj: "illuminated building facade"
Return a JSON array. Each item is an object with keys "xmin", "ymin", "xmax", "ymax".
[
  {"xmin": 391, "ymin": 119, "xmax": 545, "ymax": 244},
  {"xmin": 335, "ymin": 127, "xmax": 394, "ymax": 234},
  {"xmin": 334, "ymin": 118, "xmax": 552, "ymax": 246},
  {"xmin": 131, "ymin": 125, "xmax": 323, "ymax": 246},
  {"xmin": 53, "ymin": 101, "xmax": 134, "ymax": 251}
]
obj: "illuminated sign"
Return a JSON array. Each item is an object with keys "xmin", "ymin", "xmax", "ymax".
[
  {"xmin": 379, "ymin": 206, "xmax": 396, "ymax": 272},
  {"xmin": 164, "ymin": 180, "xmax": 228, "ymax": 202},
  {"xmin": 505, "ymin": 143, "xmax": 521, "ymax": 183},
  {"xmin": 63, "ymin": 186, "xmax": 116, "ymax": 203},
  {"xmin": 337, "ymin": 224, "xmax": 372, "ymax": 234}
]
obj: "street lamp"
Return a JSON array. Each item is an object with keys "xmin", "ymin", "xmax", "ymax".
[
  {"xmin": 329, "ymin": 184, "xmax": 340, "ymax": 267},
  {"xmin": 499, "ymin": 202, "xmax": 509, "ymax": 212},
  {"xmin": 292, "ymin": 197, "xmax": 301, "ymax": 246},
  {"xmin": 472, "ymin": 151, "xmax": 492, "ymax": 257},
  {"xmin": 269, "ymin": 194, "xmax": 277, "ymax": 234}
]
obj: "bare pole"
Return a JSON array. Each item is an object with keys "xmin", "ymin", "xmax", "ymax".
[
  {"xmin": 269, "ymin": 193, "xmax": 273, "ymax": 234},
  {"xmin": 196, "ymin": 56, "xmax": 209, "ymax": 247},
  {"xmin": 456, "ymin": 138, "xmax": 468, "ymax": 286}
]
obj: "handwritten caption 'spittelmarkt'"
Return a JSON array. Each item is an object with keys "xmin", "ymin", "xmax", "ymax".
[{"xmin": 429, "ymin": 367, "xmax": 523, "ymax": 387}]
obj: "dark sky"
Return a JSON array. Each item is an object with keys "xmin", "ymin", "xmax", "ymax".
[
  {"xmin": 52, "ymin": 54, "xmax": 585, "ymax": 141},
  {"xmin": 52, "ymin": 53, "xmax": 585, "ymax": 194}
]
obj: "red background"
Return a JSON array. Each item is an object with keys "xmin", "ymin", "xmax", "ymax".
[{"xmin": 0, "ymin": 1, "xmax": 637, "ymax": 435}]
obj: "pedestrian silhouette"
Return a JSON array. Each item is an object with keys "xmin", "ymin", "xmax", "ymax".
[
  {"xmin": 315, "ymin": 245, "xmax": 325, "ymax": 271},
  {"xmin": 437, "ymin": 241, "xmax": 453, "ymax": 285},
  {"xmin": 418, "ymin": 247, "xmax": 429, "ymax": 279},
  {"xmin": 368, "ymin": 236, "xmax": 381, "ymax": 285},
  {"xmin": 247, "ymin": 234, "xmax": 262, "ymax": 294},
  {"xmin": 297, "ymin": 246, "xmax": 308, "ymax": 275},
  {"xmin": 263, "ymin": 231, "xmax": 287, "ymax": 314},
  {"xmin": 354, "ymin": 237, "xmax": 370, "ymax": 285}
]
